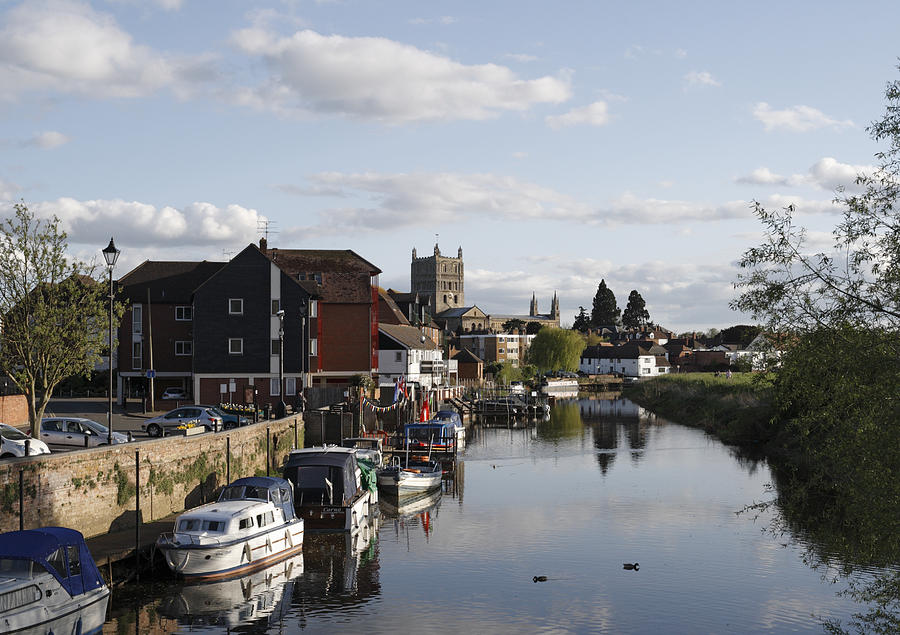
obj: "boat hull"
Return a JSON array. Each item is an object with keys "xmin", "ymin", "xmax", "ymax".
[
  {"xmin": 377, "ymin": 463, "xmax": 443, "ymax": 496},
  {"xmin": 1, "ymin": 585, "xmax": 109, "ymax": 635},
  {"xmin": 296, "ymin": 490, "xmax": 372, "ymax": 533},
  {"xmin": 158, "ymin": 520, "xmax": 304, "ymax": 581}
]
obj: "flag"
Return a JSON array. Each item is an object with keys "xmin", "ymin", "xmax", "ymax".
[
  {"xmin": 419, "ymin": 399, "xmax": 430, "ymax": 422},
  {"xmin": 393, "ymin": 378, "xmax": 400, "ymax": 403}
]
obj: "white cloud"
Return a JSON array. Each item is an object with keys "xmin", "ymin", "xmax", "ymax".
[
  {"xmin": 0, "ymin": 177, "xmax": 20, "ymax": 200},
  {"xmin": 505, "ymin": 53, "xmax": 537, "ymax": 63},
  {"xmin": 737, "ymin": 157, "xmax": 876, "ymax": 191},
  {"xmin": 229, "ymin": 28, "xmax": 570, "ymax": 123},
  {"xmin": 546, "ymin": 101, "xmax": 609, "ymax": 129},
  {"xmin": 107, "ymin": 0, "xmax": 183, "ymax": 9},
  {"xmin": 512, "ymin": 151, "xmax": 528, "ymax": 159},
  {"xmin": 683, "ymin": 70, "xmax": 720, "ymax": 87},
  {"xmin": 28, "ymin": 130, "xmax": 70, "ymax": 148},
  {"xmin": 16, "ymin": 197, "xmax": 263, "ymax": 247},
  {"xmin": 0, "ymin": 0, "xmax": 216, "ymax": 99},
  {"xmin": 408, "ymin": 16, "xmax": 457, "ymax": 25},
  {"xmin": 753, "ymin": 102, "xmax": 854, "ymax": 132}
]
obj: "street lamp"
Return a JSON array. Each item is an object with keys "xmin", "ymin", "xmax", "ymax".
[
  {"xmin": 102, "ymin": 238, "xmax": 120, "ymax": 445},
  {"xmin": 298, "ymin": 299, "xmax": 308, "ymax": 414},
  {"xmin": 276, "ymin": 309, "xmax": 286, "ymax": 418}
]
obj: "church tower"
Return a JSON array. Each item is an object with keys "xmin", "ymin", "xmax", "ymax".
[
  {"xmin": 411, "ymin": 243, "xmax": 465, "ymax": 316},
  {"xmin": 530, "ymin": 293, "xmax": 538, "ymax": 317},
  {"xmin": 551, "ymin": 291, "xmax": 560, "ymax": 322}
]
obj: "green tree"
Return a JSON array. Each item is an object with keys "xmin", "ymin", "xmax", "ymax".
[
  {"xmin": 719, "ymin": 324, "xmax": 761, "ymax": 348},
  {"xmin": 572, "ymin": 306, "xmax": 591, "ymax": 332},
  {"xmin": 0, "ymin": 202, "xmax": 125, "ymax": 435},
  {"xmin": 525, "ymin": 327, "xmax": 586, "ymax": 372},
  {"xmin": 621, "ymin": 290, "xmax": 650, "ymax": 328},
  {"xmin": 591, "ymin": 279, "xmax": 619, "ymax": 327},
  {"xmin": 525, "ymin": 321, "xmax": 543, "ymax": 335},
  {"xmin": 501, "ymin": 318, "xmax": 525, "ymax": 332}
]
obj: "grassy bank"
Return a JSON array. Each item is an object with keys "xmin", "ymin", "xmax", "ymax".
[{"xmin": 623, "ymin": 373, "xmax": 777, "ymax": 447}]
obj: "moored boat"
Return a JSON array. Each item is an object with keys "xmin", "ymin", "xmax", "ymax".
[
  {"xmin": 403, "ymin": 417, "xmax": 463, "ymax": 453},
  {"xmin": 377, "ymin": 457, "xmax": 443, "ymax": 496},
  {"xmin": 0, "ymin": 527, "xmax": 110, "ymax": 635},
  {"xmin": 156, "ymin": 476, "xmax": 304, "ymax": 581},
  {"xmin": 282, "ymin": 447, "xmax": 372, "ymax": 533}
]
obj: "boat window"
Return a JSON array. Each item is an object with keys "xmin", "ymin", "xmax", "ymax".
[
  {"xmin": 0, "ymin": 558, "xmax": 33, "ymax": 579},
  {"xmin": 239, "ymin": 517, "xmax": 253, "ymax": 530},
  {"xmin": 178, "ymin": 519, "xmax": 202, "ymax": 532},
  {"xmin": 256, "ymin": 511, "xmax": 275, "ymax": 528},
  {"xmin": 221, "ymin": 485, "xmax": 244, "ymax": 500},
  {"xmin": 66, "ymin": 545, "xmax": 81, "ymax": 576},
  {"xmin": 46, "ymin": 548, "xmax": 66, "ymax": 578},
  {"xmin": 270, "ymin": 489, "xmax": 282, "ymax": 504},
  {"xmin": 0, "ymin": 584, "xmax": 42, "ymax": 613},
  {"xmin": 244, "ymin": 486, "xmax": 267, "ymax": 500},
  {"xmin": 202, "ymin": 520, "xmax": 225, "ymax": 532}
]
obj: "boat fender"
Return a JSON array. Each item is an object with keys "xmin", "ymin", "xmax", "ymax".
[
  {"xmin": 623, "ymin": 563, "xmax": 639, "ymax": 571},
  {"xmin": 533, "ymin": 576, "xmax": 548, "ymax": 583},
  {"xmin": 285, "ymin": 529, "xmax": 293, "ymax": 548},
  {"xmin": 243, "ymin": 542, "xmax": 252, "ymax": 563}
]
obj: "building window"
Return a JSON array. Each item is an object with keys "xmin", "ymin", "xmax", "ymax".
[
  {"xmin": 298, "ymin": 272, "xmax": 323, "ymax": 284},
  {"xmin": 270, "ymin": 378, "xmax": 280, "ymax": 396},
  {"xmin": 271, "ymin": 339, "xmax": 280, "ymax": 355},
  {"xmin": 132, "ymin": 304, "xmax": 142, "ymax": 334},
  {"xmin": 229, "ymin": 298, "xmax": 243, "ymax": 315},
  {"xmin": 175, "ymin": 306, "xmax": 192, "ymax": 321},
  {"xmin": 229, "ymin": 338, "xmax": 243, "ymax": 355},
  {"xmin": 175, "ymin": 341, "xmax": 192, "ymax": 356},
  {"xmin": 395, "ymin": 352, "xmax": 402, "ymax": 362},
  {"xmin": 132, "ymin": 342, "xmax": 142, "ymax": 369},
  {"xmin": 309, "ymin": 300, "xmax": 318, "ymax": 317},
  {"xmin": 309, "ymin": 338, "xmax": 318, "ymax": 355},
  {"xmin": 286, "ymin": 377, "xmax": 296, "ymax": 395},
  {"xmin": 272, "ymin": 299, "xmax": 280, "ymax": 314}
]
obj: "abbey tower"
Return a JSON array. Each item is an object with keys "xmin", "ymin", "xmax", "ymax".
[{"xmin": 411, "ymin": 244, "xmax": 464, "ymax": 316}]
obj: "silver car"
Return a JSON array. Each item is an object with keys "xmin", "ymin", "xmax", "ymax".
[
  {"xmin": 40, "ymin": 417, "xmax": 130, "ymax": 447},
  {"xmin": 141, "ymin": 406, "xmax": 223, "ymax": 438}
]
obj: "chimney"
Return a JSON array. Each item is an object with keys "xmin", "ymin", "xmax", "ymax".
[{"xmin": 259, "ymin": 237, "xmax": 267, "ymax": 252}]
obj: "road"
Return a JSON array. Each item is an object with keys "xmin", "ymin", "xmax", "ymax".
[{"xmin": 43, "ymin": 396, "xmax": 179, "ymax": 441}]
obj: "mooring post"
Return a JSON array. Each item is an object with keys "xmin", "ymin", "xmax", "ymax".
[
  {"xmin": 320, "ymin": 412, "xmax": 325, "ymax": 445},
  {"xmin": 226, "ymin": 436, "xmax": 231, "ymax": 483},
  {"xmin": 266, "ymin": 426, "xmax": 271, "ymax": 476},
  {"xmin": 135, "ymin": 449, "xmax": 140, "ymax": 583},
  {"xmin": 293, "ymin": 417, "xmax": 298, "ymax": 449},
  {"xmin": 18, "ymin": 469, "xmax": 23, "ymax": 531}
]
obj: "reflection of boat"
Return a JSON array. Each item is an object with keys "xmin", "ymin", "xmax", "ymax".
[
  {"xmin": 379, "ymin": 488, "xmax": 442, "ymax": 518},
  {"xmin": 477, "ymin": 396, "xmax": 549, "ymax": 417},
  {"xmin": 377, "ymin": 457, "xmax": 443, "ymax": 495},
  {"xmin": 157, "ymin": 553, "xmax": 303, "ymax": 629},
  {"xmin": 283, "ymin": 447, "xmax": 373, "ymax": 533},
  {"xmin": 156, "ymin": 476, "xmax": 304, "ymax": 580},
  {"xmin": 0, "ymin": 527, "xmax": 110, "ymax": 635}
]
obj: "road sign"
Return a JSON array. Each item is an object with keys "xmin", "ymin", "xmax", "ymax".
[{"xmin": 146, "ymin": 369, "xmax": 156, "ymax": 378}]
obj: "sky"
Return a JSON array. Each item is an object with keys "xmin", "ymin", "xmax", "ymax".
[{"xmin": 1, "ymin": 0, "xmax": 898, "ymax": 333}]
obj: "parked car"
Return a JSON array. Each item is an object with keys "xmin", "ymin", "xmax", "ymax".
[
  {"xmin": 202, "ymin": 405, "xmax": 250, "ymax": 430},
  {"xmin": 40, "ymin": 417, "xmax": 130, "ymax": 447},
  {"xmin": 0, "ymin": 422, "xmax": 51, "ymax": 459},
  {"xmin": 161, "ymin": 387, "xmax": 189, "ymax": 400},
  {"xmin": 141, "ymin": 406, "xmax": 223, "ymax": 438}
]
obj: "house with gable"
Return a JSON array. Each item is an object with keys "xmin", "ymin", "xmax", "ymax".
[
  {"xmin": 192, "ymin": 243, "xmax": 317, "ymax": 409},
  {"xmin": 579, "ymin": 343, "xmax": 671, "ymax": 378},
  {"xmin": 378, "ymin": 323, "xmax": 451, "ymax": 391}
]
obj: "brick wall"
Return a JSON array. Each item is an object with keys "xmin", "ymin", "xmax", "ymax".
[
  {"xmin": 0, "ymin": 395, "xmax": 27, "ymax": 426},
  {"xmin": 0, "ymin": 415, "xmax": 304, "ymax": 537}
]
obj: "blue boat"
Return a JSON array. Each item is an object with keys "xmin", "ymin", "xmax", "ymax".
[
  {"xmin": 0, "ymin": 527, "xmax": 110, "ymax": 635},
  {"xmin": 403, "ymin": 411, "xmax": 465, "ymax": 453}
]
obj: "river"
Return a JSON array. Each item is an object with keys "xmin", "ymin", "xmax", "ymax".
[{"xmin": 105, "ymin": 396, "xmax": 891, "ymax": 634}]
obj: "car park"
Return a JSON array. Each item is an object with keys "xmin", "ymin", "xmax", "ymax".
[
  {"xmin": 40, "ymin": 417, "xmax": 130, "ymax": 447},
  {"xmin": 141, "ymin": 406, "xmax": 223, "ymax": 438},
  {"xmin": 161, "ymin": 387, "xmax": 189, "ymax": 400},
  {"xmin": 0, "ymin": 422, "xmax": 51, "ymax": 459}
]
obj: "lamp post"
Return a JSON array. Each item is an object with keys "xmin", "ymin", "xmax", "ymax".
[
  {"xmin": 276, "ymin": 309, "xmax": 286, "ymax": 418},
  {"xmin": 102, "ymin": 238, "xmax": 120, "ymax": 445}
]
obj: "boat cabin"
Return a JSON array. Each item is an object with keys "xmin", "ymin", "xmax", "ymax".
[
  {"xmin": 283, "ymin": 447, "xmax": 363, "ymax": 508},
  {"xmin": 403, "ymin": 421, "xmax": 458, "ymax": 451}
]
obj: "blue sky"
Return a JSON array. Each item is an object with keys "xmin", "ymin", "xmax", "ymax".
[{"xmin": 1, "ymin": 0, "xmax": 897, "ymax": 333}]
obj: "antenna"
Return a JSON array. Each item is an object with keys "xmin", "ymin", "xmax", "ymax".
[
  {"xmin": 222, "ymin": 249, "xmax": 236, "ymax": 260},
  {"xmin": 258, "ymin": 219, "xmax": 280, "ymax": 241}
]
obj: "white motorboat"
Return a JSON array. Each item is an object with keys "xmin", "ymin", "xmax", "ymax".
[
  {"xmin": 282, "ymin": 447, "xmax": 373, "ymax": 533},
  {"xmin": 156, "ymin": 476, "xmax": 304, "ymax": 581},
  {"xmin": 0, "ymin": 527, "xmax": 110, "ymax": 635},
  {"xmin": 377, "ymin": 457, "xmax": 443, "ymax": 496}
]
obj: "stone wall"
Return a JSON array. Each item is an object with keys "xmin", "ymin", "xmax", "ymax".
[
  {"xmin": 0, "ymin": 394, "xmax": 28, "ymax": 427},
  {"xmin": 0, "ymin": 415, "xmax": 304, "ymax": 538}
]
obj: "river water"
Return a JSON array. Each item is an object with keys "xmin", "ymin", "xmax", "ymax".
[{"xmin": 106, "ymin": 396, "xmax": 887, "ymax": 634}]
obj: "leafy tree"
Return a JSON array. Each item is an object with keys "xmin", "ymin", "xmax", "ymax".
[
  {"xmin": 719, "ymin": 324, "xmax": 761, "ymax": 348},
  {"xmin": 525, "ymin": 327, "xmax": 586, "ymax": 372},
  {"xmin": 572, "ymin": 306, "xmax": 591, "ymax": 332},
  {"xmin": 0, "ymin": 202, "xmax": 125, "ymax": 435},
  {"xmin": 621, "ymin": 290, "xmax": 650, "ymax": 328},
  {"xmin": 590, "ymin": 279, "xmax": 619, "ymax": 327},
  {"xmin": 501, "ymin": 318, "xmax": 525, "ymax": 332},
  {"xmin": 525, "ymin": 321, "xmax": 543, "ymax": 335}
]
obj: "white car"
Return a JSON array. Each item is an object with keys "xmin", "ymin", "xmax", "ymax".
[
  {"xmin": 161, "ymin": 387, "xmax": 189, "ymax": 400},
  {"xmin": 0, "ymin": 422, "xmax": 51, "ymax": 459},
  {"xmin": 40, "ymin": 417, "xmax": 130, "ymax": 447}
]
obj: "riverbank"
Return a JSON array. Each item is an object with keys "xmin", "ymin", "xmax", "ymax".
[{"xmin": 623, "ymin": 373, "xmax": 777, "ymax": 448}]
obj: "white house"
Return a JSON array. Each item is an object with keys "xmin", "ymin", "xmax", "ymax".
[
  {"xmin": 579, "ymin": 343, "xmax": 670, "ymax": 378},
  {"xmin": 378, "ymin": 323, "xmax": 456, "ymax": 390}
]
